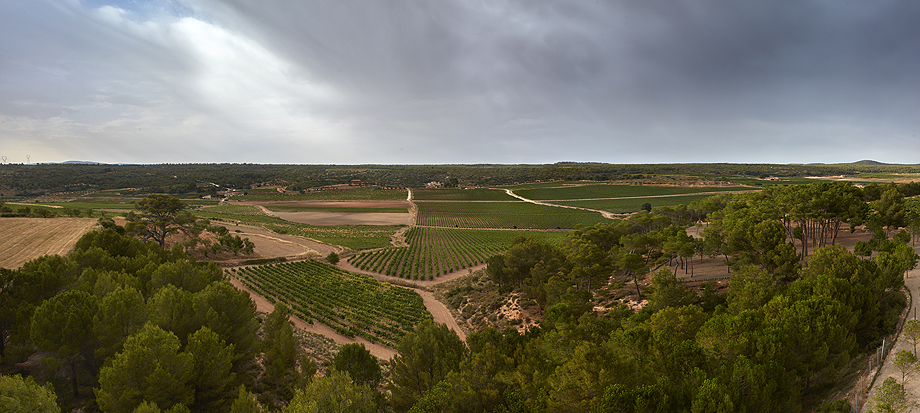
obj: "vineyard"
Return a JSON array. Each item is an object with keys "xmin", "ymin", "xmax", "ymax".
[
  {"xmin": 348, "ymin": 228, "xmax": 569, "ymax": 280},
  {"xmin": 414, "ymin": 201, "xmax": 608, "ymax": 229},
  {"xmin": 513, "ymin": 184, "xmax": 749, "ymax": 200},
  {"xmin": 411, "ymin": 188, "xmax": 514, "ymax": 201},
  {"xmin": 553, "ymin": 194, "xmax": 728, "ymax": 214},
  {"xmin": 230, "ymin": 260, "xmax": 430, "ymax": 347}
]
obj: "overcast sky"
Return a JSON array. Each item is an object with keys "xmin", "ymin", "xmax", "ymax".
[{"xmin": 1, "ymin": 0, "xmax": 918, "ymax": 165}]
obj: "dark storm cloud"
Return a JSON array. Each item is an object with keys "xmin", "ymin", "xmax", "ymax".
[{"xmin": 1, "ymin": 0, "xmax": 918, "ymax": 164}]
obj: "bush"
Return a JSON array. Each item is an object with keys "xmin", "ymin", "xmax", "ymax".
[{"xmin": 326, "ymin": 252, "xmax": 340, "ymax": 265}]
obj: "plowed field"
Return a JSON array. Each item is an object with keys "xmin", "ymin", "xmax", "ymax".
[{"xmin": 0, "ymin": 218, "xmax": 98, "ymax": 269}]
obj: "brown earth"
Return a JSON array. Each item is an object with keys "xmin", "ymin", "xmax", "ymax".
[
  {"xmin": 0, "ymin": 217, "xmax": 98, "ymax": 269},
  {"xmin": 269, "ymin": 211, "xmax": 410, "ymax": 226},
  {"xmin": 245, "ymin": 201, "xmax": 411, "ymax": 209}
]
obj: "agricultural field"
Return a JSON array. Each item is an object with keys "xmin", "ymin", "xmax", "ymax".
[
  {"xmin": 0, "ymin": 217, "xmax": 98, "ymax": 269},
  {"xmin": 263, "ymin": 222, "xmax": 400, "ymax": 250},
  {"xmin": 263, "ymin": 205, "xmax": 408, "ymax": 213},
  {"xmin": 553, "ymin": 194, "xmax": 727, "ymax": 214},
  {"xmin": 414, "ymin": 201, "xmax": 608, "ymax": 229},
  {"xmin": 349, "ymin": 228, "xmax": 570, "ymax": 280},
  {"xmin": 199, "ymin": 204, "xmax": 269, "ymax": 216},
  {"xmin": 412, "ymin": 188, "xmax": 514, "ymax": 201},
  {"xmin": 197, "ymin": 208, "xmax": 398, "ymax": 250},
  {"xmin": 229, "ymin": 260, "xmax": 430, "ymax": 346},
  {"xmin": 513, "ymin": 184, "xmax": 750, "ymax": 200},
  {"xmin": 237, "ymin": 188, "xmax": 407, "ymax": 201}
]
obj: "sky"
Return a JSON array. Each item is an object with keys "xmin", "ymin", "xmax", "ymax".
[{"xmin": 1, "ymin": 0, "xmax": 919, "ymax": 165}]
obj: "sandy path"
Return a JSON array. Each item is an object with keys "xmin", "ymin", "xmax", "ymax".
[{"xmin": 228, "ymin": 277, "xmax": 397, "ymax": 360}]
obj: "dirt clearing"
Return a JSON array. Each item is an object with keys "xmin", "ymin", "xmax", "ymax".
[{"xmin": 0, "ymin": 217, "xmax": 98, "ymax": 269}]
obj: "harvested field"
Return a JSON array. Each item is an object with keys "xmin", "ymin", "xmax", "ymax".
[
  {"xmin": 0, "ymin": 217, "xmax": 98, "ymax": 269},
  {"xmin": 270, "ymin": 211, "xmax": 411, "ymax": 226}
]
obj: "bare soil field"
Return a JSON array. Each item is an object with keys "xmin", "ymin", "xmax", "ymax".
[
  {"xmin": 237, "ymin": 200, "xmax": 412, "ymax": 226},
  {"xmin": 269, "ymin": 211, "xmax": 411, "ymax": 226},
  {"xmin": 250, "ymin": 201, "xmax": 411, "ymax": 209},
  {"xmin": 0, "ymin": 217, "xmax": 98, "ymax": 269}
]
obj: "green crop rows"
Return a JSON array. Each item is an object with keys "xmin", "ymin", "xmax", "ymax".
[
  {"xmin": 263, "ymin": 223, "xmax": 400, "ymax": 250},
  {"xmin": 230, "ymin": 260, "xmax": 430, "ymax": 347},
  {"xmin": 514, "ymin": 184, "xmax": 747, "ymax": 200},
  {"xmin": 349, "ymin": 228, "xmax": 569, "ymax": 280},
  {"xmin": 414, "ymin": 201, "xmax": 608, "ymax": 229},
  {"xmin": 412, "ymin": 188, "xmax": 514, "ymax": 201},
  {"xmin": 553, "ymin": 194, "xmax": 727, "ymax": 214}
]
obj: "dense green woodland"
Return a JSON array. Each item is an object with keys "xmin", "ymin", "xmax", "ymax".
[
  {"xmin": 4, "ymin": 162, "xmax": 920, "ymax": 198},
  {"xmin": 3, "ymin": 181, "xmax": 920, "ymax": 412}
]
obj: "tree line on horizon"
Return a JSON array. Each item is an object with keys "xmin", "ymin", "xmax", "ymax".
[{"xmin": 4, "ymin": 162, "xmax": 920, "ymax": 199}]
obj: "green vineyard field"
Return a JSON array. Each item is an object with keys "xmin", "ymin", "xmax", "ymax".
[
  {"xmin": 514, "ymin": 184, "xmax": 747, "ymax": 200},
  {"xmin": 348, "ymin": 228, "xmax": 569, "ymax": 280},
  {"xmin": 230, "ymin": 260, "xmax": 430, "ymax": 347}
]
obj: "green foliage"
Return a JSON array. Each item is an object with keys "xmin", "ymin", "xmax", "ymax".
[
  {"xmin": 186, "ymin": 327, "xmax": 238, "ymax": 412},
  {"xmin": 0, "ymin": 374, "xmax": 60, "ymax": 413},
  {"xmin": 903, "ymin": 319, "xmax": 920, "ymax": 357},
  {"xmin": 93, "ymin": 286, "xmax": 147, "ymax": 362},
  {"xmin": 126, "ymin": 194, "xmax": 194, "ymax": 247},
  {"xmin": 229, "ymin": 385, "xmax": 264, "ymax": 413},
  {"xmin": 96, "ymin": 324, "xmax": 194, "ymax": 413},
  {"xmin": 257, "ymin": 304, "xmax": 313, "ymax": 410},
  {"xmin": 870, "ymin": 377, "xmax": 910, "ymax": 413},
  {"xmin": 389, "ymin": 320, "xmax": 467, "ymax": 413},
  {"xmin": 325, "ymin": 252, "xmax": 340, "ymax": 265},
  {"xmin": 283, "ymin": 369, "xmax": 378, "ymax": 413},
  {"xmin": 330, "ymin": 343, "xmax": 382, "ymax": 388},
  {"xmin": 29, "ymin": 290, "xmax": 99, "ymax": 397}
]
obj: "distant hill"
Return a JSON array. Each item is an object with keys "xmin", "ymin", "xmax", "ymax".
[
  {"xmin": 61, "ymin": 160, "xmax": 105, "ymax": 165},
  {"xmin": 851, "ymin": 160, "xmax": 888, "ymax": 166}
]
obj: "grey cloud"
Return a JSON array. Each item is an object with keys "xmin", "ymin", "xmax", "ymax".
[{"xmin": 1, "ymin": 0, "xmax": 919, "ymax": 164}]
